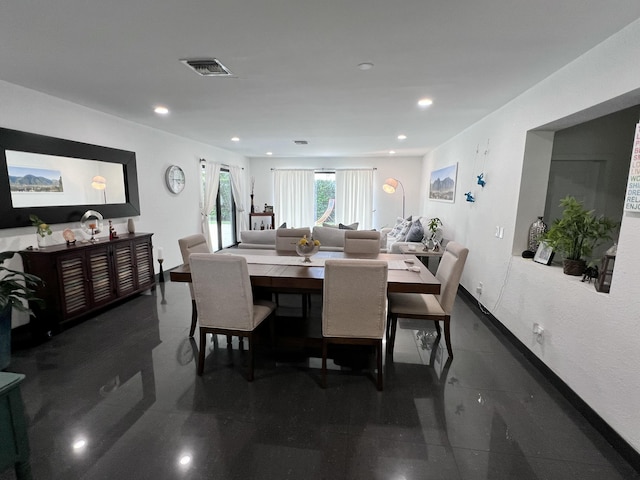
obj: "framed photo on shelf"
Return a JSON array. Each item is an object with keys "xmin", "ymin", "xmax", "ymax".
[
  {"xmin": 533, "ymin": 241, "xmax": 554, "ymax": 265},
  {"xmin": 264, "ymin": 205, "xmax": 273, "ymax": 213}
]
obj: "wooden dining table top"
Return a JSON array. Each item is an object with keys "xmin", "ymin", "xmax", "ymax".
[{"xmin": 170, "ymin": 249, "xmax": 440, "ymax": 295}]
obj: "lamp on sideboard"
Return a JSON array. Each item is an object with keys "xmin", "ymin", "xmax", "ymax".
[
  {"xmin": 91, "ymin": 175, "xmax": 107, "ymax": 203},
  {"xmin": 383, "ymin": 177, "xmax": 405, "ymax": 218}
]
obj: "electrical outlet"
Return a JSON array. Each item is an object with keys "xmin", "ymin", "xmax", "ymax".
[
  {"xmin": 499, "ymin": 226, "xmax": 504, "ymax": 239},
  {"xmin": 495, "ymin": 226, "xmax": 500, "ymax": 237},
  {"xmin": 476, "ymin": 282, "xmax": 483, "ymax": 294},
  {"xmin": 533, "ymin": 323, "xmax": 544, "ymax": 344}
]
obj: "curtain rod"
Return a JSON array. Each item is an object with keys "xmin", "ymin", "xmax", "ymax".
[
  {"xmin": 270, "ymin": 167, "xmax": 377, "ymax": 171},
  {"xmin": 199, "ymin": 158, "xmax": 243, "ymax": 170}
]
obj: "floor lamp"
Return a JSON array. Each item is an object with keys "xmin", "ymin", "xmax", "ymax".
[
  {"xmin": 383, "ymin": 177, "xmax": 405, "ymax": 218},
  {"xmin": 91, "ymin": 175, "xmax": 107, "ymax": 203}
]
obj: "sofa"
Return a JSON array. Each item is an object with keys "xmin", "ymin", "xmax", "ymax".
[
  {"xmin": 382, "ymin": 216, "xmax": 446, "ymax": 253},
  {"xmin": 238, "ymin": 226, "xmax": 388, "ymax": 252}
]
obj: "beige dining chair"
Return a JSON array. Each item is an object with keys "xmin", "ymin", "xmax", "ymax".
[
  {"xmin": 189, "ymin": 253, "xmax": 276, "ymax": 381},
  {"xmin": 178, "ymin": 233, "xmax": 211, "ymax": 337},
  {"xmin": 386, "ymin": 241, "xmax": 468, "ymax": 358},
  {"xmin": 322, "ymin": 259, "xmax": 388, "ymax": 390},
  {"xmin": 275, "ymin": 227, "xmax": 313, "ymax": 315},
  {"xmin": 275, "ymin": 227, "xmax": 311, "ymax": 251},
  {"xmin": 344, "ymin": 230, "xmax": 381, "ymax": 255}
]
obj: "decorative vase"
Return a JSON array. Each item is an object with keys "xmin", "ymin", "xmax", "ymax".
[
  {"xmin": 528, "ymin": 216, "xmax": 547, "ymax": 252},
  {"xmin": 295, "ymin": 244, "xmax": 319, "ymax": 263},
  {"xmin": 36, "ymin": 234, "xmax": 46, "ymax": 248},
  {"xmin": 563, "ymin": 259, "xmax": 586, "ymax": 276},
  {"xmin": 127, "ymin": 218, "xmax": 135, "ymax": 234},
  {"xmin": 250, "ymin": 194, "xmax": 255, "ymax": 213}
]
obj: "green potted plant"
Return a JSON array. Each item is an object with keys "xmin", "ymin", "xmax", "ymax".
[
  {"xmin": 541, "ymin": 196, "xmax": 617, "ymax": 276},
  {"xmin": 0, "ymin": 251, "xmax": 43, "ymax": 369}
]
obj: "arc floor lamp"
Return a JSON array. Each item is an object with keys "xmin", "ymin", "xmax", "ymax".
[{"xmin": 383, "ymin": 177, "xmax": 405, "ymax": 218}]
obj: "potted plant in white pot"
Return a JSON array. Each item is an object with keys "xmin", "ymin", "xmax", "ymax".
[
  {"xmin": 541, "ymin": 196, "xmax": 617, "ymax": 276},
  {"xmin": 1, "ymin": 251, "xmax": 42, "ymax": 369}
]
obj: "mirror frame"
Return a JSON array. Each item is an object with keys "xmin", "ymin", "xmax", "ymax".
[{"xmin": 0, "ymin": 127, "xmax": 140, "ymax": 229}]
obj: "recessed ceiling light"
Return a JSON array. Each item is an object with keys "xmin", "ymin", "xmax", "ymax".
[
  {"xmin": 389, "ymin": 150, "xmax": 396, "ymax": 155},
  {"xmin": 231, "ymin": 136, "xmax": 240, "ymax": 142},
  {"xmin": 154, "ymin": 106, "xmax": 169, "ymax": 115},
  {"xmin": 397, "ymin": 134, "xmax": 407, "ymax": 140},
  {"xmin": 357, "ymin": 62, "xmax": 374, "ymax": 70},
  {"xmin": 418, "ymin": 98, "xmax": 433, "ymax": 107},
  {"xmin": 266, "ymin": 152, "xmax": 273, "ymax": 156}
]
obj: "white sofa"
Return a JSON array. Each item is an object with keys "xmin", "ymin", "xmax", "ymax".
[{"xmin": 238, "ymin": 226, "xmax": 388, "ymax": 252}]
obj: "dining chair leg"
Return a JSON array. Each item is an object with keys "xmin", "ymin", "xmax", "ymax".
[
  {"xmin": 443, "ymin": 316, "xmax": 453, "ymax": 358},
  {"xmin": 247, "ymin": 333, "xmax": 254, "ymax": 382},
  {"xmin": 321, "ymin": 339, "xmax": 328, "ymax": 388},
  {"xmin": 197, "ymin": 329, "xmax": 206, "ymax": 375},
  {"xmin": 189, "ymin": 299, "xmax": 198, "ymax": 338},
  {"xmin": 376, "ymin": 339, "xmax": 383, "ymax": 391}
]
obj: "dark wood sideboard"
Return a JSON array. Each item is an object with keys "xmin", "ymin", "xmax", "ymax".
[{"xmin": 20, "ymin": 233, "xmax": 155, "ymax": 336}]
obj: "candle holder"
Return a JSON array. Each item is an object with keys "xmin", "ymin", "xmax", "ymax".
[{"xmin": 158, "ymin": 258, "xmax": 165, "ymax": 283}]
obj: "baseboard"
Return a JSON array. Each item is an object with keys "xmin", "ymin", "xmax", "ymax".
[{"xmin": 458, "ymin": 286, "xmax": 640, "ymax": 473}]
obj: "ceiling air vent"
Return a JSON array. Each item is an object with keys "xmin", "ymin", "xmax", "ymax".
[
  {"xmin": 294, "ymin": 140, "xmax": 308, "ymax": 145},
  {"xmin": 180, "ymin": 58, "xmax": 233, "ymax": 76}
]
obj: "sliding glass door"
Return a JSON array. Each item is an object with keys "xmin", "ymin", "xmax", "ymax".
[{"xmin": 207, "ymin": 169, "xmax": 237, "ymax": 251}]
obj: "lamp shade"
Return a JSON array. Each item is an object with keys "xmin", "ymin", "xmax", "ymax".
[
  {"xmin": 383, "ymin": 178, "xmax": 399, "ymax": 194},
  {"xmin": 91, "ymin": 175, "xmax": 107, "ymax": 190}
]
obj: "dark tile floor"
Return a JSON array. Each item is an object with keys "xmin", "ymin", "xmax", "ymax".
[{"xmin": 2, "ymin": 280, "xmax": 639, "ymax": 480}]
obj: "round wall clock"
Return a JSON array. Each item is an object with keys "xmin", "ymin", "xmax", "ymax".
[{"xmin": 165, "ymin": 165, "xmax": 185, "ymax": 194}]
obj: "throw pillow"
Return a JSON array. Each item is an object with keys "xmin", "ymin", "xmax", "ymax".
[
  {"xmin": 322, "ymin": 222, "xmax": 338, "ymax": 228},
  {"xmin": 338, "ymin": 222, "xmax": 359, "ymax": 230},
  {"xmin": 406, "ymin": 220, "xmax": 424, "ymax": 242},
  {"xmin": 396, "ymin": 220, "xmax": 413, "ymax": 241},
  {"xmin": 279, "ymin": 222, "xmax": 287, "ymax": 229},
  {"xmin": 388, "ymin": 217, "xmax": 406, "ymax": 237}
]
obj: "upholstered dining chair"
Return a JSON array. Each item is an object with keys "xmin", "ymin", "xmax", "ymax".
[
  {"xmin": 386, "ymin": 241, "xmax": 468, "ymax": 358},
  {"xmin": 189, "ymin": 253, "xmax": 276, "ymax": 381},
  {"xmin": 344, "ymin": 230, "xmax": 381, "ymax": 255},
  {"xmin": 178, "ymin": 233, "xmax": 211, "ymax": 337},
  {"xmin": 322, "ymin": 259, "xmax": 388, "ymax": 390},
  {"xmin": 275, "ymin": 227, "xmax": 311, "ymax": 251},
  {"xmin": 275, "ymin": 227, "xmax": 313, "ymax": 315}
]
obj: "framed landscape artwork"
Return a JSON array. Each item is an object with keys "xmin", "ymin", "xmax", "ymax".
[{"xmin": 429, "ymin": 164, "xmax": 457, "ymax": 203}]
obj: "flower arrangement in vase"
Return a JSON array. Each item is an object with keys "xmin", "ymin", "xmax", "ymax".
[
  {"xmin": 30, "ymin": 214, "xmax": 52, "ymax": 247},
  {"xmin": 295, "ymin": 235, "xmax": 321, "ymax": 263}
]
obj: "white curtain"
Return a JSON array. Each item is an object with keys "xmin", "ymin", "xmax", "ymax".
[
  {"xmin": 274, "ymin": 170, "xmax": 315, "ymax": 228},
  {"xmin": 228, "ymin": 165, "xmax": 248, "ymax": 234},
  {"xmin": 201, "ymin": 160, "xmax": 220, "ymax": 248},
  {"xmin": 335, "ymin": 169, "xmax": 374, "ymax": 229}
]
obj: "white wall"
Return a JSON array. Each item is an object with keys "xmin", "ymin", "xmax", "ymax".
[
  {"xmin": 421, "ymin": 19, "xmax": 640, "ymax": 452},
  {"xmin": 248, "ymin": 156, "xmax": 423, "ymax": 229},
  {"xmin": 0, "ymin": 79, "xmax": 249, "ymax": 327}
]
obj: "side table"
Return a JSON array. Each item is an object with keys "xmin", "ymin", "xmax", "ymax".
[
  {"xmin": 0, "ymin": 372, "xmax": 31, "ymax": 480},
  {"xmin": 399, "ymin": 245, "xmax": 444, "ymax": 269}
]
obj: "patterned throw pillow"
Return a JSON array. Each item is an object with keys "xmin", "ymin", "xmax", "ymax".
[
  {"xmin": 406, "ymin": 220, "xmax": 424, "ymax": 242},
  {"xmin": 389, "ymin": 216, "xmax": 411, "ymax": 238},
  {"xmin": 396, "ymin": 220, "xmax": 413, "ymax": 241}
]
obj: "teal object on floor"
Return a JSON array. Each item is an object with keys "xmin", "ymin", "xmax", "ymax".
[
  {"xmin": 0, "ymin": 305, "xmax": 10, "ymax": 370},
  {"xmin": 0, "ymin": 372, "xmax": 31, "ymax": 479}
]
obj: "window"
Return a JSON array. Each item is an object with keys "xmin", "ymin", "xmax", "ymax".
[{"xmin": 315, "ymin": 172, "xmax": 335, "ymax": 225}]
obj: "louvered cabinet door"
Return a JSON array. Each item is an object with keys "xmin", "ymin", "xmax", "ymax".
[
  {"xmin": 133, "ymin": 238, "xmax": 154, "ymax": 289},
  {"xmin": 57, "ymin": 253, "xmax": 91, "ymax": 317},
  {"xmin": 113, "ymin": 243, "xmax": 136, "ymax": 296},
  {"xmin": 87, "ymin": 245, "xmax": 117, "ymax": 306}
]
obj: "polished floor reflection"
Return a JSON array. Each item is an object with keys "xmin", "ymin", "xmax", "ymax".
[{"xmin": 2, "ymin": 281, "xmax": 638, "ymax": 480}]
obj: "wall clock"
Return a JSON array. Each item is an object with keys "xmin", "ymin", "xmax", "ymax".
[{"xmin": 165, "ymin": 165, "xmax": 185, "ymax": 194}]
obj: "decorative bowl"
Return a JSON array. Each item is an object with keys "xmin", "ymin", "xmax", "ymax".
[{"xmin": 295, "ymin": 244, "xmax": 320, "ymax": 263}]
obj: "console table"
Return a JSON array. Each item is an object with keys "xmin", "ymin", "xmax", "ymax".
[
  {"xmin": 0, "ymin": 372, "xmax": 31, "ymax": 480},
  {"xmin": 20, "ymin": 233, "xmax": 155, "ymax": 336},
  {"xmin": 249, "ymin": 213, "xmax": 275, "ymax": 230}
]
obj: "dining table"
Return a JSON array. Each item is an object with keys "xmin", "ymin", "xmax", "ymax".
[{"xmin": 169, "ymin": 248, "xmax": 441, "ymax": 295}]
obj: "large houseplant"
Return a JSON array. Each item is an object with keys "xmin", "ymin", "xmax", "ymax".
[
  {"xmin": 541, "ymin": 196, "xmax": 617, "ymax": 276},
  {"xmin": 1, "ymin": 251, "xmax": 43, "ymax": 369}
]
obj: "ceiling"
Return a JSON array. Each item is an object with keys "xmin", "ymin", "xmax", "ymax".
[{"xmin": 2, "ymin": 1, "xmax": 640, "ymax": 159}]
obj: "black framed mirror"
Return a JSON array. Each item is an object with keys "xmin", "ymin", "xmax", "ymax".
[{"xmin": 0, "ymin": 127, "xmax": 140, "ymax": 229}]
